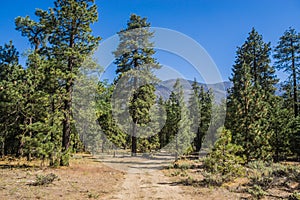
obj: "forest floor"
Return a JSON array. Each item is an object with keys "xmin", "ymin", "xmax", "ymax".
[{"xmin": 0, "ymin": 153, "xmax": 299, "ymax": 199}]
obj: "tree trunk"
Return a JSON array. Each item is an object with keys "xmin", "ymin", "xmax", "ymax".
[
  {"xmin": 27, "ymin": 117, "xmax": 32, "ymax": 161},
  {"xmin": 292, "ymin": 46, "xmax": 298, "ymax": 117},
  {"xmin": 1, "ymin": 140, "xmax": 4, "ymax": 158},
  {"xmin": 61, "ymin": 84, "xmax": 72, "ymax": 166},
  {"xmin": 49, "ymin": 97, "xmax": 56, "ymax": 166},
  {"xmin": 131, "ymin": 122, "xmax": 137, "ymax": 156},
  {"xmin": 175, "ymin": 132, "xmax": 178, "ymax": 162},
  {"xmin": 61, "ymin": 20, "xmax": 75, "ymax": 166}
]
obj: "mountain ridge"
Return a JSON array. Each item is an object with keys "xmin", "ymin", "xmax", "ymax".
[{"xmin": 155, "ymin": 78, "xmax": 232, "ymax": 103}]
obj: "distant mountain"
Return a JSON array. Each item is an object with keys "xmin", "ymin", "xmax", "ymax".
[{"xmin": 155, "ymin": 78, "xmax": 232, "ymax": 103}]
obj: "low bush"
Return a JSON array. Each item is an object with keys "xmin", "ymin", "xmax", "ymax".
[{"xmin": 31, "ymin": 173, "xmax": 58, "ymax": 186}]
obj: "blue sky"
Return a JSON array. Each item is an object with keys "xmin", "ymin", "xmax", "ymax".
[{"xmin": 1, "ymin": 0, "xmax": 300, "ymax": 83}]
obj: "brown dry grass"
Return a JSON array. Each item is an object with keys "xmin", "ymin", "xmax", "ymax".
[
  {"xmin": 0, "ymin": 154, "xmax": 125, "ymax": 200},
  {"xmin": 163, "ymin": 159, "xmax": 300, "ymax": 200}
]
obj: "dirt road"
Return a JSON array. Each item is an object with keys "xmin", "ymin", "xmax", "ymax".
[{"xmin": 98, "ymin": 153, "xmax": 192, "ymax": 200}]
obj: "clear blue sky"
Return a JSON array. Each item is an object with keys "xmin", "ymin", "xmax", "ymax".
[{"xmin": 1, "ymin": 0, "xmax": 300, "ymax": 82}]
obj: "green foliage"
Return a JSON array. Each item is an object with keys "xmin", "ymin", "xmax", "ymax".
[
  {"xmin": 203, "ymin": 128, "xmax": 245, "ymax": 182},
  {"xmin": 274, "ymin": 28, "xmax": 300, "ymax": 117},
  {"xmin": 269, "ymin": 97, "xmax": 292, "ymax": 161},
  {"xmin": 166, "ymin": 79, "xmax": 194, "ymax": 160},
  {"xmin": 14, "ymin": 0, "xmax": 100, "ymax": 166},
  {"xmin": 32, "ymin": 173, "xmax": 58, "ymax": 186},
  {"xmin": 96, "ymin": 82, "xmax": 127, "ymax": 150},
  {"xmin": 204, "ymin": 99, "xmax": 226, "ymax": 148},
  {"xmin": 0, "ymin": 41, "xmax": 24, "ymax": 157},
  {"xmin": 113, "ymin": 14, "xmax": 161, "ymax": 155},
  {"xmin": 226, "ymin": 28, "xmax": 277, "ymax": 162},
  {"xmin": 246, "ymin": 161, "xmax": 300, "ymax": 198},
  {"xmin": 288, "ymin": 117, "xmax": 300, "ymax": 159},
  {"xmin": 188, "ymin": 79, "xmax": 213, "ymax": 152},
  {"xmin": 289, "ymin": 192, "xmax": 300, "ymax": 200},
  {"xmin": 247, "ymin": 184, "xmax": 267, "ymax": 199}
]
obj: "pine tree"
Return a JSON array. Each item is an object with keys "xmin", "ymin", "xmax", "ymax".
[
  {"xmin": 16, "ymin": 0, "xmax": 101, "ymax": 166},
  {"xmin": 274, "ymin": 28, "xmax": 300, "ymax": 117},
  {"xmin": 157, "ymin": 96, "xmax": 167, "ymax": 148},
  {"xmin": 269, "ymin": 97, "xmax": 291, "ymax": 162},
  {"xmin": 167, "ymin": 79, "xmax": 193, "ymax": 161},
  {"xmin": 0, "ymin": 41, "xmax": 24, "ymax": 157},
  {"xmin": 188, "ymin": 79, "xmax": 213, "ymax": 152},
  {"xmin": 95, "ymin": 82, "xmax": 127, "ymax": 153},
  {"xmin": 204, "ymin": 128, "xmax": 245, "ymax": 179},
  {"xmin": 113, "ymin": 14, "xmax": 160, "ymax": 156},
  {"xmin": 226, "ymin": 29, "xmax": 277, "ymax": 162},
  {"xmin": 204, "ymin": 99, "xmax": 226, "ymax": 148},
  {"xmin": 241, "ymin": 28, "xmax": 277, "ymax": 95}
]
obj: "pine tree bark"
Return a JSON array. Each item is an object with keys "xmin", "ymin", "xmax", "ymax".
[
  {"xmin": 61, "ymin": 22, "xmax": 75, "ymax": 166},
  {"xmin": 131, "ymin": 123, "xmax": 137, "ymax": 156},
  {"xmin": 291, "ymin": 43, "xmax": 298, "ymax": 117}
]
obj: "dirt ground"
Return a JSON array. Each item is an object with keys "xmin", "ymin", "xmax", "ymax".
[
  {"xmin": 0, "ymin": 154, "xmax": 124, "ymax": 200},
  {"xmin": 99, "ymin": 153, "xmax": 244, "ymax": 200},
  {"xmin": 1, "ymin": 153, "xmax": 297, "ymax": 199},
  {"xmin": 100, "ymin": 153, "xmax": 193, "ymax": 200}
]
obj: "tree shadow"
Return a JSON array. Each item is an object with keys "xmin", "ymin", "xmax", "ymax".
[{"xmin": 0, "ymin": 163, "xmax": 37, "ymax": 169}]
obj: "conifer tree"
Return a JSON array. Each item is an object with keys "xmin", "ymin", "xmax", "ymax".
[
  {"xmin": 274, "ymin": 28, "xmax": 300, "ymax": 117},
  {"xmin": 0, "ymin": 41, "xmax": 24, "ymax": 157},
  {"xmin": 226, "ymin": 29, "xmax": 277, "ymax": 161},
  {"xmin": 158, "ymin": 96, "xmax": 167, "ymax": 148},
  {"xmin": 168, "ymin": 79, "xmax": 193, "ymax": 161},
  {"xmin": 204, "ymin": 99, "xmax": 226, "ymax": 148},
  {"xmin": 269, "ymin": 97, "xmax": 291, "ymax": 162},
  {"xmin": 204, "ymin": 128, "xmax": 244, "ymax": 179},
  {"xmin": 188, "ymin": 79, "xmax": 213, "ymax": 152},
  {"xmin": 16, "ymin": 0, "xmax": 101, "ymax": 165},
  {"xmin": 113, "ymin": 14, "xmax": 160, "ymax": 156}
]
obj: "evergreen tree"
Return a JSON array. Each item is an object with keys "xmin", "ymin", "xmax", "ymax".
[
  {"xmin": 240, "ymin": 28, "xmax": 277, "ymax": 95},
  {"xmin": 16, "ymin": 0, "xmax": 100, "ymax": 166},
  {"xmin": 167, "ymin": 79, "xmax": 193, "ymax": 161},
  {"xmin": 96, "ymin": 82, "xmax": 127, "ymax": 151},
  {"xmin": 204, "ymin": 128, "xmax": 245, "ymax": 179},
  {"xmin": 157, "ymin": 96, "xmax": 167, "ymax": 148},
  {"xmin": 274, "ymin": 28, "xmax": 300, "ymax": 117},
  {"xmin": 0, "ymin": 41, "xmax": 24, "ymax": 157},
  {"xmin": 288, "ymin": 116, "xmax": 300, "ymax": 160},
  {"xmin": 204, "ymin": 99, "xmax": 226, "ymax": 148},
  {"xmin": 226, "ymin": 28, "xmax": 278, "ymax": 162},
  {"xmin": 113, "ymin": 14, "xmax": 160, "ymax": 156},
  {"xmin": 188, "ymin": 79, "xmax": 213, "ymax": 152},
  {"xmin": 226, "ymin": 62, "xmax": 272, "ymax": 162},
  {"xmin": 269, "ymin": 97, "xmax": 291, "ymax": 162}
]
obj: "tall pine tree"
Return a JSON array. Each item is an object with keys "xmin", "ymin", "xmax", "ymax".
[
  {"xmin": 226, "ymin": 28, "xmax": 277, "ymax": 162},
  {"xmin": 113, "ymin": 14, "xmax": 160, "ymax": 156},
  {"xmin": 188, "ymin": 79, "xmax": 213, "ymax": 152},
  {"xmin": 16, "ymin": 0, "xmax": 100, "ymax": 165},
  {"xmin": 274, "ymin": 28, "xmax": 300, "ymax": 117}
]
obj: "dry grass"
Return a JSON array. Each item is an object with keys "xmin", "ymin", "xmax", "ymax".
[
  {"xmin": 0, "ymin": 154, "xmax": 125, "ymax": 199},
  {"xmin": 163, "ymin": 160, "xmax": 300, "ymax": 200}
]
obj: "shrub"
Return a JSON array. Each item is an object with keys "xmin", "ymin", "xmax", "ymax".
[
  {"xmin": 31, "ymin": 173, "xmax": 58, "ymax": 186},
  {"xmin": 247, "ymin": 161, "xmax": 274, "ymax": 190},
  {"xmin": 247, "ymin": 184, "xmax": 267, "ymax": 199},
  {"xmin": 289, "ymin": 192, "xmax": 300, "ymax": 200}
]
